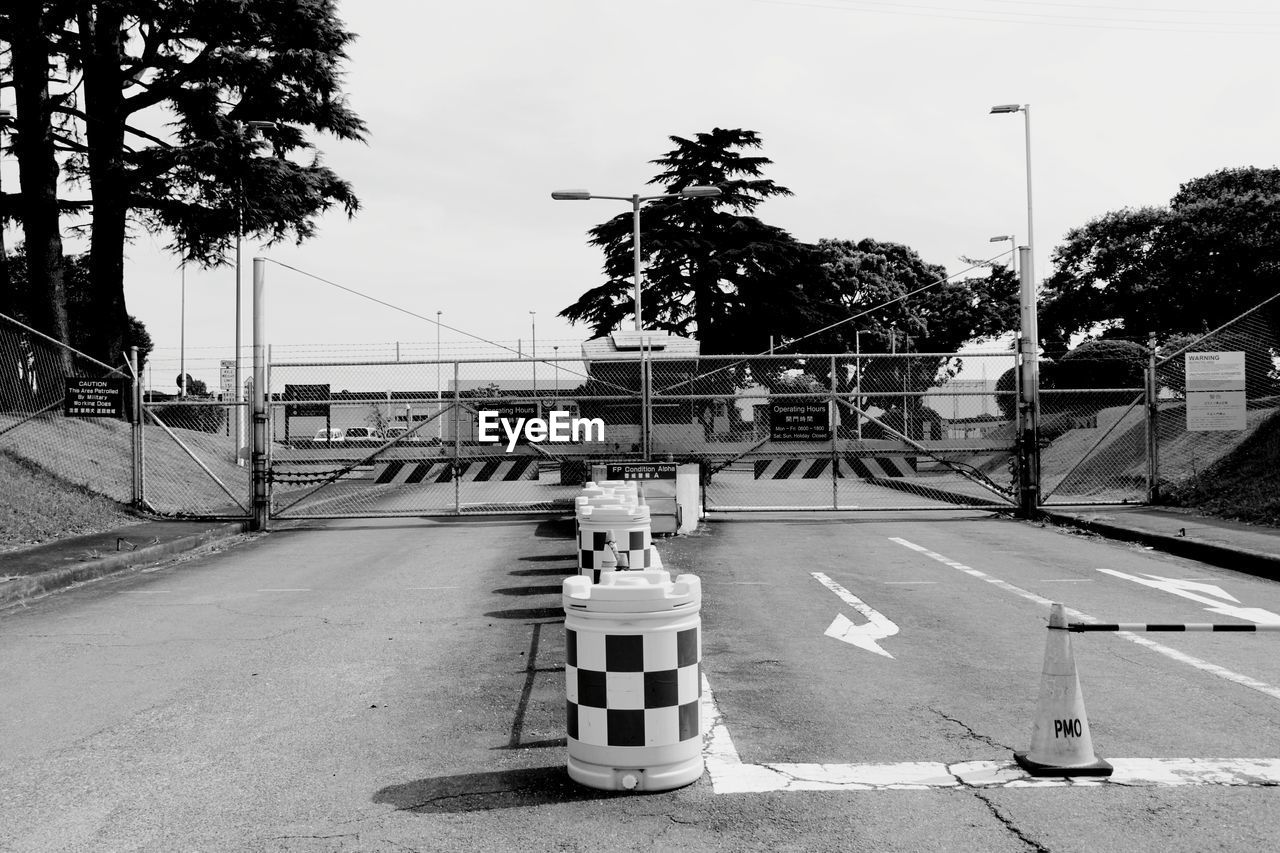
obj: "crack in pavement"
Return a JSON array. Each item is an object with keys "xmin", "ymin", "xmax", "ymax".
[
  {"xmin": 969, "ymin": 790, "xmax": 1052, "ymax": 852},
  {"xmin": 930, "ymin": 707, "xmax": 1013, "ymax": 751}
]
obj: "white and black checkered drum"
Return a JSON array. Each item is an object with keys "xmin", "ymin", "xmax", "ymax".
[
  {"xmin": 577, "ymin": 503, "xmax": 653, "ymax": 576},
  {"xmin": 562, "ymin": 570, "xmax": 703, "ymax": 792}
]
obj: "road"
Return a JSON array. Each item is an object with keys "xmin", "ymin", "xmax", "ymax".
[{"xmin": 3, "ymin": 511, "xmax": 1280, "ymax": 851}]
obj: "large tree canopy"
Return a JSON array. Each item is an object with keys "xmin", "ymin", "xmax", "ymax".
[
  {"xmin": 1041, "ymin": 167, "xmax": 1280, "ymax": 349},
  {"xmin": 559, "ymin": 128, "xmax": 806, "ymax": 354},
  {"xmin": 561, "ymin": 129, "xmax": 1020, "ymax": 362},
  {"xmin": 0, "ymin": 0, "xmax": 367, "ymax": 367}
]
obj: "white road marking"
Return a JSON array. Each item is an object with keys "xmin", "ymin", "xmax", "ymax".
[
  {"xmin": 812, "ymin": 572, "xmax": 899, "ymax": 658},
  {"xmin": 700, "ymin": 674, "xmax": 1280, "ymax": 792},
  {"xmin": 890, "ymin": 538, "xmax": 1280, "ymax": 702}
]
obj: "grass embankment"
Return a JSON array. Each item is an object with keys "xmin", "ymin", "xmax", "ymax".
[
  {"xmin": 0, "ymin": 413, "xmax": 252, "ymax": 552},
  {"xmin": 0, "ymin": 450, "xmax": 140, "ymax": 552},
  {"xmin": 1164, "ymin": 408, "xmax": 1280, "ymax": 525}
]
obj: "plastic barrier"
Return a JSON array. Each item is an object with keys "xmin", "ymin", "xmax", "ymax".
[
  {"xmin": 578, "ymin": 504, "xmax": 655, "ymax": 572},
  {"xmin": 563, "ymin": 569, "xmax": 703, "ymax": 791}
]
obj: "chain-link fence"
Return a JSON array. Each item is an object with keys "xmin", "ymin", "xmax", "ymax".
[
  {"xmin": 0, "ymin": 311, "xmax": 252, "ymax": 520},
  {"xmin": 264, "ymin": 348, "xmax": 1021, "ymax": 516},
  {"xmin": 0, "ymin": 313, "xmax": 138, "ymax": 507},
  {"xmin": 1150, "ymin": 292, "xmax": 1280, "ymax": 501}
]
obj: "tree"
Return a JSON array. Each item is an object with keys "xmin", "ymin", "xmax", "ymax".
[
  {"xmin": 560, "ymin": 128, "xmax": 807, "ymax": 353},
  {"xmin": 1, "ymin": 0, "xmax": 367, "ymax": 367},
  {"xmin": 1041, "ymin": 167, "xmax": 1280, "ymax": 347},
  {"xmin": 1, "ymin": 1, "xmax": 73, "ymax": 372}
]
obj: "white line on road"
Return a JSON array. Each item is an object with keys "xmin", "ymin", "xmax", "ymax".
[
  {"xmin": 700, "ymin": 674, "xmax": 1280, "ymax": 792},
  {"xmin": 889, "ymin": 538, "xmax": 1280, "ymax": 702}
]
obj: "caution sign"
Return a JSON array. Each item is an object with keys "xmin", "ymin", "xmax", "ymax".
[
  {"xmin": 284, "ymin": 384, "xmax": 330, "ymax": 418},
  {"xmin": 769, "ymin": 401, "xmax": 831, "ymax": 441},
  {"xmin": 605, "ymin": 462, "xmax": 677, "ymax": 481},
  {"xmin": 1185, "ymin": 352, "xmax": 1245, "ymax": 431},
  {"xmin": 65, "ymin": 378, "xmax": 126, "ymax": 418}
]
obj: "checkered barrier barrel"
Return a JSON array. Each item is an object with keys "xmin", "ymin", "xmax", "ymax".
[
  {"xmin": 577, "ymin": 504, "xmax": 653, "ymax": 575},
  {"xmin": 563, "ymin": 570, "xmax": 703, "ymax": 792}
]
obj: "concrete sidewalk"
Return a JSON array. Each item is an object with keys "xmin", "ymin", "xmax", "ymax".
[
  {"xmin": 1041, "ymin": 505, "xmax": 1280, "ymax": 580},
  {"xmin": 0, "ymin": 519, "xmax": 249, "ymax": 609}
]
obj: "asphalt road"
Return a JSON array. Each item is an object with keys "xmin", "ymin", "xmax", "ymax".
[{"xmin": 3, "ymin": 511, "xmax": 1280, "ymax": 851}]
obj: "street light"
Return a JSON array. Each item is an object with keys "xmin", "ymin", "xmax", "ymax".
[
  {"xmin": 989, "ymin": 234, "xmax": 1016, "ymax": 277},
  {"xmin": 551, "ymin": 185, "xmax": 722, "ymax": 331},
  {"xmin": 436, "ymin": 310, "xmax": 443, "ymax": 442},
  {"xmin": 990, "ymin": 102, "xmax": 1039, "ymax": 515},
  {"xmin": 232, "ymin": 119, "xmax": 275, "ymax": 464}
]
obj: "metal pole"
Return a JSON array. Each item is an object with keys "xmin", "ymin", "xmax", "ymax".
[
  {"xmin": 632, "ymin": 195, "xmax": 643, "ymax": 331},
  {"xmin": 1017, "ymin": 245, "xmax": 1039, "ymax": 516},
  {"xmin": 251, "ymin": 257, "xmax": 269, "ymax": 531},
  {"xmin": 130, "ymin": 346, "xmax": 141, "ymax": 508},
  {"xmin": 179, "ymin": 263, "xmax": 185, "ymax": 397},
  {"xmin": 234, "ymin": 187, "xmax": 243, "ymax": 466},
  {"xmin": 1022, "ymin": 106, "xmax": 1035, "ymax": 300},
  {"xmin": 855, "ymin": 331, "xmax": 863, "ymax": 441},
  {"xmin": 1146, "ymin": 333, "xmax": 1159, "ymax": 504},
  {"xmin": 453, "ymin": 360, "xmax": 461, "ymax": 515},
  {"xmin": 436, "ymin": 311, "xmax": 443, "ymax": 442},
  {"xmin": 530, "ymin": 310, "xmax": 537, "ymax": 414},
  {"xmin": 831, "ymin": 355, "xmax": 838, "ymax": 510}
]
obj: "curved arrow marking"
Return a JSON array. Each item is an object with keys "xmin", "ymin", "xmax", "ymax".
[{"xmin": 812, "ymin": 572, "xmax": 899, "ymax": 658}]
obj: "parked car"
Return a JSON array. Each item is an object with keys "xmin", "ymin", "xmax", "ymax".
[
  {"xmin": 313, "ymin": 428, "xmax": 346, "ymax": 443},
  {"xmin": 383, "ymin": 427, "xmax": 413, "ymax": 442}
]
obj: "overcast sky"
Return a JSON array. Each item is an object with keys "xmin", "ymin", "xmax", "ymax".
[{"xmin": 87, "ymin": 0, "xmax": 1280, "ymax": 390}]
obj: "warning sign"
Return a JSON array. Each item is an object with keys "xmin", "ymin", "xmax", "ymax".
[
  {"xmin": 65, "ymin": 378, "xmax": 126, "ymax": 418},
  {"xmin": 1185, "ymin": 352, "xmax": 1246, "ymax": 431}
]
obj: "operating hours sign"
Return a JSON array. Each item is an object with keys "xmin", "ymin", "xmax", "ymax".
[
  {"xmin": 769, "ymin": 401, "xmax": 831, "ymax": 441},
  {"xmin": 1185, "ymin": 351, "xmax": 1246, "ymax": 431},
  {"xmin": 64, "ymin": 377, "xmax": 126, "ymax": 418}
]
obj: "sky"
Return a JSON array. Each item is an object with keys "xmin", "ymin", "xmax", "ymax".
[{"xmin": 23, "ymin": 0, "xmax": 1280, "ymax": 392}]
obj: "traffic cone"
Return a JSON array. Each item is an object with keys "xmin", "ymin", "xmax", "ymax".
[{"xmin": 1014, "ymin": 602, "xmax": 1113, "ymax": 777}]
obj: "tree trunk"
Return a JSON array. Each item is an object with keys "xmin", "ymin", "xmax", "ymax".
[
  {"xmin": 77, "ymin": 3, "xmax": 131, "ymax": 369},
  {"xmin": 10, "ymin": 0, "xmax": 72, "ymax": 374}
]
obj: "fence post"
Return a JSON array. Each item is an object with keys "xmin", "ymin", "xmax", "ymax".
[
  {"xmin": 130, "ymin": 346, "xmax": 143, "ymax": 510},
  {"xmin": 1017, "ymin": 245, "xmax": 1041, "ymax": 517},
  {"xmin": 1146, "ymin": 333, "xmax": 1159, "ymax": 504},
  {"xmin": 830, "ymin": 354, "xmax": 838, "ymax": 510},
  {"xmin": 251, "ymin": 258, "xmax": 269, "ymax": 532},
  {"xmin": 453, "ymin": 360, "xmax": 461, "ymax": 515}
]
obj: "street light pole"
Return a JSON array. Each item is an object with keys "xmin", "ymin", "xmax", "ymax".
[
  {"xmin": 233, "ymin": 120, "xmax": 274, "ymax": 465},
  {"xmin": 552, "ymin": 185, "xmax": 722, "ymax": 331},
  {"xmin": 991, "ymin": 102, "xmax": 1039, "ymax": 516},
  {"xmin": 436, "ymin": 310, "xmax": 443, "ymax": 442},
  {"xmin": 989, "ymin": 233, "xmax": 1016, "ymax": 278}
]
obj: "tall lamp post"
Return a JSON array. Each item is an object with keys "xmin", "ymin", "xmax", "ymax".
[
  {"xmin": 990, "ymin": 102, "xmax": 1039, "ymax": 516},
  {"xmin": 436, "ymin": 310, "xmax": 443, "ymax": 442},
  {"xmin": 234, "ymin": 121, "xmax": 276, "ymax": 458},
  {"xmin": 551, "ymin": 185, "xmax": 722, "ymax": 331}
]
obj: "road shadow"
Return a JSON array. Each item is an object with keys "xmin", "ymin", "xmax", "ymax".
[
  {"xmin": 510, "ymin": 566, "xmax": 575, "ymax": 577},
  {"xmin": 492, "ymin": 585, "xmax": 562, "ymax": 597},
  {"xmin": 518, "ymin": 554, "xmax": 574, "ymax": 563},
  {"xmin": 484, "ymin": 607, "xmax": 563, "ymax": 620},
  {"xmin": 534, "ymin": 518, "xmax": 576, "ymax": 539},
  {"xmin": 373, "ymin": 765, "xmax": 617, "ymax": 813}
]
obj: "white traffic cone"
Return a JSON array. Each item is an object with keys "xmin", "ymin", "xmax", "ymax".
[{"xmin": 1014, "ymin": 602, "xmax": 1113, "ymax": 777}]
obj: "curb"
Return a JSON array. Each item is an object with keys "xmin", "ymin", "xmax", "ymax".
[
  {"xmin": 0, "ymin": 522, "xmax": 249, "ymax": 609},
  {"xmin": 1041, "ymin": 511, "xmax": 1280, "ymax": 582}
]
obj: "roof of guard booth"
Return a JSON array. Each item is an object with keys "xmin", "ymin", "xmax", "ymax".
[{"xmin": 580, "ymin": 330, "xmax": 700, "ymax": 363}]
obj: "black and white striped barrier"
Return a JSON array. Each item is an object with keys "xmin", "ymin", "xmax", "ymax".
[
  {"xmin": 372, "ymin": 458, "xmax": 537, "ymax": 484},
  {"xmin": 1068, "ymin": 622, "xmax": 1280, "ymax": 633},
  {"xmin": 752, "ymin": 456, "xmax": 917, "ymax": 480}
]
